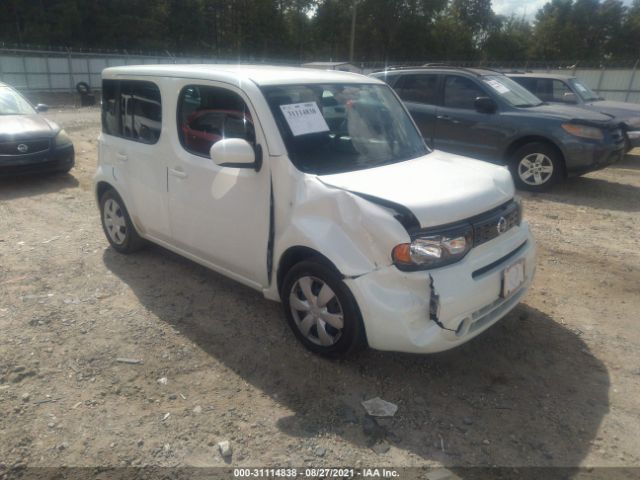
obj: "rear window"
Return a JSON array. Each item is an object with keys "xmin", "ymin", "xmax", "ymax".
[{"xmin": 102, "ymin": 79, "xmax": 162, "ymax": 144}]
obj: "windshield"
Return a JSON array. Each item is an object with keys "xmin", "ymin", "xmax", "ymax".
[
  {"xmin": 0, "ymin": 86, "xmax": 36, "ymax": 115},
  {"xmin": 261, "ymin": 83, "xmax": 429, "ymax": 175},
  {"xmin": 569, "ymin": 78, "xmax": 601, "ymax": 101},
  {"xmin": 482, "ymin": 75, "xmax": 543, "ymax": 108}
]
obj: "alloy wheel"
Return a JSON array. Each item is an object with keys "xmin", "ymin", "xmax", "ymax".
[{"xmin": 518, "ymin": 153, "xmax": 554, "ymax": 186}]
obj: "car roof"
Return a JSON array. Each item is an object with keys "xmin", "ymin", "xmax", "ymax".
[
  {"xmin": 102, "ymin": 64, "xmax": 381, "ymax": 87},
  {"xmin": 507, "ymin": 72, "xmax": 575, "ymax": 80},
  {"xmin": 371, "ymin": 66, "xmax": 502, "ymax": 77}
]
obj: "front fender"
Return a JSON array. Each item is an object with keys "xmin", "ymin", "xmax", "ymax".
[{"xmin": 265, "ymin": 175, "xmax": 410, "ymax": 300}]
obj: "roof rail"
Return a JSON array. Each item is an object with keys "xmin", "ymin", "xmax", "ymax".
[{"xmin": 373, "ymin": 64, "xmax": 510, "ymax": 76}]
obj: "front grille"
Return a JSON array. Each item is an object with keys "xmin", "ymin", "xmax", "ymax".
[
  {"xmin": 472, "ymin": 200, "xmax": 521, "ymax": 247},
  {"xmin": 0, "ymin": 138, "xmax": 50, "ymax": 156}
]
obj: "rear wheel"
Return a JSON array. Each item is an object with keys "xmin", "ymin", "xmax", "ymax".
[
  {"xmin": 510, "ymin": 142, "xmax": 563, "ymax": 192},
  {"xmin": 99, "ymin": 189, "xmax": 145, "ymax": 253},
  {"xmin": 282, "ymin": 259, "xmax": 366, "ymax": 357}
]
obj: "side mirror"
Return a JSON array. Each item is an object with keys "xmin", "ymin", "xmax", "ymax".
[
  {"xmin": 35, "ymin": 104, "xmax": 49, "ymax": 112},
  {"xmin": 474, "ymin": 96, "xmax": 497, "ymax": 114},
  {"xmin": 563, "ymin": 92, "xmax": 578, "ymax": 104},
  {"xmin": 210, "ymin": 138, "xmax": 262, "ymax": 171}
]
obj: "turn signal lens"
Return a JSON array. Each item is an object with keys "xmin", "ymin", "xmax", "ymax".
[
  {"xmin": 392, "ymin": 243, "xmax": 412, "ymax": 265},
  {"xmin": 561, "ymin": 123, "xmax": 604, "ymax": 141}
]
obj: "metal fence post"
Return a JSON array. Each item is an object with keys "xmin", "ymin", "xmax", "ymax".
[
  {"xmin": 45, "ymin": 53, "xmax": 52, "ymax": 91},
  {"xmin": 596, "ymin": 67, "xmax": 605, "ymax": 96},
  {"xmin": 21, "ymin": 54, "xmax": 29, "ymax": 89},
  {"xmin": 625, "ymin": 59, "xmax": 639, "ymax": 102},
  {"xmin": 66, "ymin": 48, "xmax": 74, "ymax": 94}
]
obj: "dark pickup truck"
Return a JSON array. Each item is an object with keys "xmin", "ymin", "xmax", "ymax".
[{"xmin": 371, "ymin": 67, "xmax": 625, "ymax": 191}]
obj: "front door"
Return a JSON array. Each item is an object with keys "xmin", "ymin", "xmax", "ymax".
[
  {"xmin": 393, "ymin": 73, "xmax": 440, "ymax": 147},
  {"xmin": 434, "ymin": 75, "xmax": 504, "ymax": 161},
  {"xmin": 167, "ymin": 81, "xmax": 271, "ymax": 288}
]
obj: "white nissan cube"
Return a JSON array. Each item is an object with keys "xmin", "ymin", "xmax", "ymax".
[{"xmin": 94, "ymin": 65, "xmax": 536, "ymax": 357}]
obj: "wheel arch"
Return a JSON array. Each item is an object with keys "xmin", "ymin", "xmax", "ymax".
[
  {"xmin": 95, "ymin": 180, "xmax": 115, "ymax": 204},
  {"xmin": 276, "ymin": 246, "xmax": 342, "ymax": 298}
]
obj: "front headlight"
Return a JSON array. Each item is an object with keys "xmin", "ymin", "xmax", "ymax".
[
  {"xmin": 54, "ymin": 129, "xmax": 73, "ymax": 147},
  {"xmin": 392, "ymin": 224, "xmax": 473, "ymax": 271},
  {"xmin": 561, "ymin": 123, "xmax": 604, "ymax": 141}
]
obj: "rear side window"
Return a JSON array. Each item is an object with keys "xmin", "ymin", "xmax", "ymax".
[
  {"xmin": 523, "ymin": 78, "xmax": 571, "ymax": 102},
  {"xmin": 443, "ymin": 76, "xmax": 485, "ymax": 110},
  {"xmin": 177, "ymin": 85, "xmax": 255, "ymax": 157},
  {"xmin": 101, "ymin": 79, "xmax": 162, "ymax": 144},
  {"xmin": 511, "ymin": 77, "xmax": 533, "ymax": 89},
  {"xmin": 396, "ymin": 74, "xmax": 439, "ymax": 105}
]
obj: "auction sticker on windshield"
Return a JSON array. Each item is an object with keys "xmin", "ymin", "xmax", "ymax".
[
  {"xmin": 280, "ymin": 102, "xmax": 330, "ymax": 136},
  {"xmin": 485, "ymin": 79, "xmax": 510, "ymax": 94}
]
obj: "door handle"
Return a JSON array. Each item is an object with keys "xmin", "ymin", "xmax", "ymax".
[
  {"xmin": 116, "ymin": 153, "xmax": 128, "ymax": 162},
  {"xmin": 437, "ymin": 115, "xmax": 460, "ymax": 124},
  {"xmin": 168, "ymin": 167, "xmax": 188, "ymax": 179}
]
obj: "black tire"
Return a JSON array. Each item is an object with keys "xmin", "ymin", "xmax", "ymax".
[
  {"xmin": 76, "ymin": 81, "xmax": 91, "ymax": 94},
  {"xmin": 281, "ymin": 259, "xmax": 367, "ymax": 357},
  {"xmin": 509, "ymin": 142, "xmax": 564, "ymax": 192},
  {"xmin": 99, "ymin": 189, "xmax": 145, "ymax": 254}
]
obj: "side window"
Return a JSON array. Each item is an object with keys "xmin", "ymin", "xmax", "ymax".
[
  {"xmin": 443, "ymin": 76, "xmax": 485, "ymax": 110},
  {"xmin": 101, "ymin": 79, "xmax": 161, "ymax": 144},
  {"xmin": 533, "ymin": 78, "xmax": 554, "ymax": 101},
  {"xmin": 177, "ymin": 85, "xmax": 254, "ymax": 157},
  {"xmin": 552, "ymin": 80, "xmax": 572, "ymax": 102},
  {"xmin": 396, "ymin": 74, "xmax": 438, "ymax": 105},
  {"xmin": 102, "ymin": 80, "xmax": 119, "ymax": 136},
  {"xmin": 513, "ymin": 77, "xmax": 536, "ymax": 91}
]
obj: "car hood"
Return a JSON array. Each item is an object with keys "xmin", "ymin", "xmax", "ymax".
[
  {"xmin": 525, "ymin": 103, "xmax": 613, "ymax": 125},
  {"xmin": 317, "ymin": 151, "xmax": 514, "ymax": 229},
  {"xmin": 0, "ymin": 114, "xmax": 59, "ymax": 142},
  {"xmin": 583, "ymin": 101, "xmax": 640, "ymax": 127}
]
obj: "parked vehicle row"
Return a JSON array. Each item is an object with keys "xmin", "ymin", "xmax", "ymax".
[
  {"xmin": 4, "ymin": 63, "xmax": 636, "ymax": 357},
  {"xmin": 370, "ymin": 67, "xmax": 627, "ymax": 191}
]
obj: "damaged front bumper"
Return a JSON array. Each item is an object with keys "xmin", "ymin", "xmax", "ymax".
[{"xmin": 345, "ymin": 222, "xmax": 536, "ymax": 354}]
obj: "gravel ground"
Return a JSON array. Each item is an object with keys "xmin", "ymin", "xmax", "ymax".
[{"xmin": 1, "ymin": 107, "xmax": 639, "ymax": 475}]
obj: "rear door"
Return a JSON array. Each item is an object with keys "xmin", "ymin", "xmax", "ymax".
[
  {"xmin": 101, "ymin": 79, "xmax": 171, "ymax": 240},
  {"xmin": 394, "ymin": 73, "xmax": 440, "ymax": 147},
  {"xmin": 434, "ymin": 75, "xmax": 504, "ymax": 161}
]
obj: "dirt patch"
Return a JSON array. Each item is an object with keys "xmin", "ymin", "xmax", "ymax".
[{"xmin": 1, "ymin": 107, "xmax": 639, "ymax": 471}]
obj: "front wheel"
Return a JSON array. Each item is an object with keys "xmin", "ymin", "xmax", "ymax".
[
  {"xmin": 282, "ymin": 259, "xmax": 366, "ymax": 357},
  {"xmin": 510, "ymin": 142, "xmax": 563, "ymax": 192},
  {"xmin": 99, "ymin": 189, "xmax": 145, "ymax": 254}
]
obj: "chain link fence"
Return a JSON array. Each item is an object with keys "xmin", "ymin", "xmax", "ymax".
[{"xmin": 1, "ymin": 47, "xmax": 639, "ymax": 103}]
